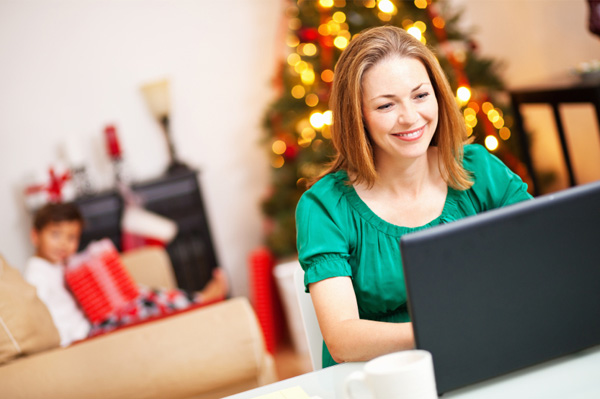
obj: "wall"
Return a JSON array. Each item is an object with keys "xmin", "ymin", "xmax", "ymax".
[
  {"xmin": 0, "ymin": 0, "xmax": 282, "ymax": 297},
  {"xmin": 1, "ymin": 0, "xmax": 598, "ymax": 297}
]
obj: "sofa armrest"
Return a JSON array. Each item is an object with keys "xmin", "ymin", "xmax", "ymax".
[
  {"xmin": 0, "ymin": 297, "xmax": 276, "ymax": 399},
  {"xmin": 120, "ymin": 246, "xmax": 177, "ymax": 290}
]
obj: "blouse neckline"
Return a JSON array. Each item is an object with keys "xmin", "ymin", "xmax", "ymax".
[{"xmin": 334, "ymin": 170, "xmax": 462, "ymax": 236}]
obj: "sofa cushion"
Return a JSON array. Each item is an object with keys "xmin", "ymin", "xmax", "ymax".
[{"xmin": 0, "ymin": 255, "xmax": 60, "ymax": 365}]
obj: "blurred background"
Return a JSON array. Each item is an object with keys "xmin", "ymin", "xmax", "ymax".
[{"xmin": 0, "ymin": 0, "xmax": 598, "ymax": 303}]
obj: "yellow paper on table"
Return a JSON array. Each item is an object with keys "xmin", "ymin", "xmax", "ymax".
[{"xmin": 250, "ymin": 385, "xmax": 311, "ymax": 399}]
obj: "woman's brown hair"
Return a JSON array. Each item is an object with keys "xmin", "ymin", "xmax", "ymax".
[{"xmin": 320, "ymin": 25, "xmax": 472, "ymax": 190}]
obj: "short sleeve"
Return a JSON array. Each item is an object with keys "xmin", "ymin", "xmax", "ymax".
[
  {"xmin": 463, "ymin": 144, "xmax": 533, "ymax": 211},
  {"xmin": 295, "ymin": 176, "xmax": 353, "ymax": 291}
]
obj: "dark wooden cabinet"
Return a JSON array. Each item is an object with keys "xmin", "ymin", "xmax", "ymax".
[{"xmin": 75, "ymin": 168, "xmax": 218, "ymax": 292}]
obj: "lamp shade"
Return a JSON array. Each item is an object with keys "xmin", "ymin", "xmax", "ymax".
[{"xmin": 140, "ymin": 79, "xmax": 170, "ymax": 119}]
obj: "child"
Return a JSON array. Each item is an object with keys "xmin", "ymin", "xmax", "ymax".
[{"xmin": 24, "ymin": 202, "xmax": 229, "ymax": 347}]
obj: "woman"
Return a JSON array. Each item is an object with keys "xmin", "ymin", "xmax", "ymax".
[{"xmin": 295, "ymin": 26, "xmax": 532, "ymax": 368}]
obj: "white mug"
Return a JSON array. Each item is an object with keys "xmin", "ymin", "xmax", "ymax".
[{"xmin": 344, "ymin": 350, "xmax": 437, "ymax": 399}]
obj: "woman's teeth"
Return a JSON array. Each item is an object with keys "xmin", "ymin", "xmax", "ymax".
[{"xmin": 394, "ymin": 127, "xmax": 422, "ymax": 138}]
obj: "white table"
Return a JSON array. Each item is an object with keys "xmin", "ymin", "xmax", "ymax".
[{"xmin": 225, "ymin": 345, "xmax": 600, "ymax": 399}]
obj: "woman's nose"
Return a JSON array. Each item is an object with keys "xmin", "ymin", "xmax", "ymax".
[{"xmin": 397, "ymin": 103, "xmax": 418, "ymax": 125}]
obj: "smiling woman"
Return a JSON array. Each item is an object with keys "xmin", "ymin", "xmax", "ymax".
[
  {"xmin": 361, "ymin": 56, "xmax": 439, "ymax": 166},
  {"xmin": 295, "ymin": 25, "xmax": 532, "ymax": 369}
]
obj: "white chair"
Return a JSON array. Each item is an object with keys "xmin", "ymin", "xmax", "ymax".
[{"xmin": 293, "ymin": 263, "xmax": 324, "ymax": 371}]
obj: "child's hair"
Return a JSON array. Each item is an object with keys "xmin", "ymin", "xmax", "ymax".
[{"xmin": 33, "ymin": 202, "xmax": 84, "ymax": 231}]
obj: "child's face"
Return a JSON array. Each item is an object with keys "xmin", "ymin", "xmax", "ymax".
[{"xmin": 32, "ymin": 221, "xmax": 82, "ymax": 265}]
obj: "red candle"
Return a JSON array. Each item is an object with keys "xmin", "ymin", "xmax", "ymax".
[{"xmin": 104, "ymin": 125, "xmax": 122, "ymax": 159}]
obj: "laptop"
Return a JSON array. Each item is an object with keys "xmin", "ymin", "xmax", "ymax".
[{"xmin": 400, "ymin": 180, "xmax": 600, "ymax": 395}]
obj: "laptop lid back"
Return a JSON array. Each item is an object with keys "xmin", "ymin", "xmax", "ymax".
[{"xmin": 400, "ymin": 181, "xmax": 600, "ymax": 394}]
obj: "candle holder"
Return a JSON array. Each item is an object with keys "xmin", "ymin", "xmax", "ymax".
[{"xmin": 104, "ymin": 125, "xmax": 130, "ymax": 185}]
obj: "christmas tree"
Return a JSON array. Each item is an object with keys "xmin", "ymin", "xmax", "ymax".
[{"xmin": 262, "ymin": 0, "xmax": 531, "ymax": 258}]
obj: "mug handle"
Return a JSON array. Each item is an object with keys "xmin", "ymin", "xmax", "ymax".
[{"xmin": 344, "ymin": 370, "xmax": 369, "ymax": 399}]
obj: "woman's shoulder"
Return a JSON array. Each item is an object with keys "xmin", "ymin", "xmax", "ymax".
[
  {"xmin": 297, "ymin": 170, "xmax": 350, "ymax": 212},
  {"xmin": 460, "ymin": 143, "xmax": 532, "ymax": 208},
  {"xmin": 463, "ymin": 143, "xmax": 511, "ymax": 177},
  {"xmin": 463, "ymin": 143, "xmax": 491, "ymax": 165}
]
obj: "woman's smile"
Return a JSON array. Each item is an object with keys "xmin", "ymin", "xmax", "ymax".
[{"xmin": 392, "ymin": 124, "xmax": 427, "ymax": 141}]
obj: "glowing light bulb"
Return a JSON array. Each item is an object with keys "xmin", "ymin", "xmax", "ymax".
[
  {"xmin": 327, "ymin": 21, "xmax": 341, "ymax": 34},
  {"xmin": 298, "ymin": 137, "xmax": 311, "ymax": 147},
  {"xmin": 305, "ymin": 93, "xmax": 319, "ymax": 107},
  {"xmin": 334, "ymin": 36, "xmax": 349, "ymax": 49},
  {"xmin": 294, "ymin": 61, "xmax": 308, "ymax": 73},
  {"xmin": 499, "ymin": 127, "xmax": 511, "ymax": 141},
  {"xmin": 302, "ymin": 43, "xmax": 317, "ymax": 56},
  {"xmin": 407, "ymin": 27, "xmax": 422, "ymax": 41},
  {"xmin": 485, "ymin": 135, "xmax": 499, "ymax": 151},
  {"xmin": 301, "ymin": 69, "xmax": 315, "ymax": 85},
  {"xmin": 493, "ymin": 117, "xmax": 504, "ymax": 129},
  {"xmin": 301, "ymin": 127, "xmax": 317, "ymax": 140},
  {"xmin": 463, "ymin": 107, "xmax": 476, "ymax": 117},
  {"xmin": 321, "ymin": 69, "xmax": 334, "ymax": 82},
  {"xmin": 467, "ymin": 101, "xmax": 480, "ymax": 113},
  {"xmin": 487, "ymin": 109, "xmax": 500, "ymax": 123},
  {"xmin": 378, "ymin": 11, "xmax": 392, "ymax": 22},
  {"xmin": 323, "ymin": 110, "xmax": 333, "ymax": 125},
  {"xmin": 319, "ymin": 0, "xmax": 334, "ymax": 8},
  {"xmin": 310, "ymin": 112, "xmax": 325, "ymax": 129},
  {"xmin": 287, "ymin": 53, "xmax": 301, "ymax": 66},
  {"xmin": 272, "ymin": 156, "xmax": 285, "ymax": 168},
  {"xmin": 378, "ymin": 0, "xmax": 395, "ymax": 13},
  {"xmin": 272, "ymin": 140, "xmax": 287, "ymax": 155},
  {"xmin": 432, "ymin": 16, "xmax": 445, "ymax": 29},
  {"xmin": 466, "ymin": 116, "xmax": 478, "ymax": 128},
  {"xmin": 296, "ymin": 119, "xmax": 310, "ymax": 134},
  {"xmin": 481, "ymin": 102, "xmax": 494, "ymax": 114},
  {"xmin": 364, "ymin": 0, "xmax": 376, "ymax": 8},
  {"xmin": 286, "ymin": 35, "xmax": 300, "ymax": 48},
  {"xmin": 318, "ymin": 24, "xmax": 331, "ymax": 36},
  {"xmin": 333, "ymin": 11, "xmax": 346, "ymax": 23},
  {"xmin": 288, "ymin": 18, "xmax": 301, "ymax": 30},
  {"xmin": 291, "ymin": 85, "xmax": 306, "ymax": 99},
  {"xmin": 457, "ymin": 86, "xmax": 471, "ymax": 103},
  {"xmin": 338, "ymin": 30, "xmax": 351, "ymax": 40},
  {"xmin": 414, "ymin": 0, "xmax": 428, "ymax": 9},
  {"xmin": 414, "ymin": 21, "xmax": 427, "ymax": 32}
]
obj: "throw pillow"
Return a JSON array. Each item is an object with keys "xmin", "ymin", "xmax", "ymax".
[{"xmin": 0, "ymin": 255, "xmax": 60, "ymax": 365}]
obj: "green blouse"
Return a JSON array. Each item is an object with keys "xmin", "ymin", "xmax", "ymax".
[{"xmin": 295, "ymin": 144, "xmax": 533, "ymax": 368}]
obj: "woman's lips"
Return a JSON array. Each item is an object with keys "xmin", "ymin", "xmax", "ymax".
[{"xmin": 391, "ymin": 125, "xmax": 426, "ymax": 141}]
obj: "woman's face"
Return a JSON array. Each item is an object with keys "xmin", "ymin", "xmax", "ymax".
[{"xmin": 361, "ymin": 55, "xmax": 439, "ymax": 166}]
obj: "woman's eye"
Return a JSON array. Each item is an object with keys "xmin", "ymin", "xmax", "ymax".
[
  {"xmin": 415, "ymin": 92, "xmax": 430, "ymax": 100},
  {"xmin": 377, "ymin": 103, "xmax": 392, "ymax": 110}
]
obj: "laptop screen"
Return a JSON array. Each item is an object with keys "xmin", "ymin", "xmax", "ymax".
[{"xmin": 400, "ymin": 181, "xmax": 600, "ymax": 394}]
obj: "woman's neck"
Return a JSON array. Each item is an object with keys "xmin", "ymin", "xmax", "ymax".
[
  {"xmin": 352, "ymin": 147, "xmax": 447, "ymax": 228},
  {"xmin": 371, "ymin": 147, "xmax": 439, "ymax": 199}
]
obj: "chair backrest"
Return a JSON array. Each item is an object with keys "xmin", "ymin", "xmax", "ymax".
[{"xmin": 293, "ymin": 264, "xmax": 323, "ymax": 371}]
